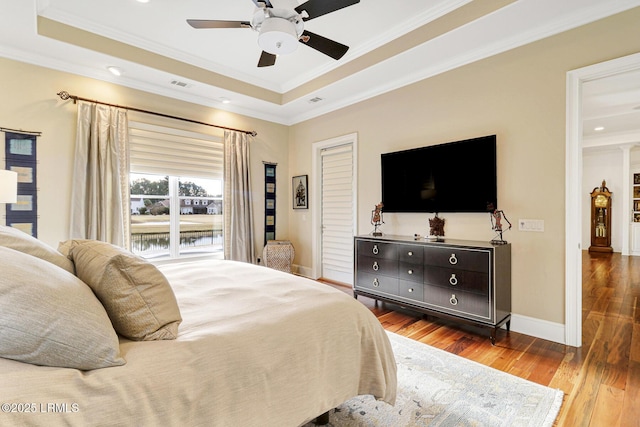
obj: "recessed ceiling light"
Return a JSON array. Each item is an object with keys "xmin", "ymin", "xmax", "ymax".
[
  {"xmin": 594, "ymin": 126, "xmax": 605, "ymax": 131},
  {"xmin": 220, "ymin": 97, "xmax": 231, "ymax": 104},
  {"xmin": 136, "ymin": 0, "xmax": 150, "ymax": 3},
  {"xmin": 107, "ymin": 66, "xmax": 123, "ymax": 76}
]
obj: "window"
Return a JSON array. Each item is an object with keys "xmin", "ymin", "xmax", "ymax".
[{"xmin": 128, "ymin": 121, "xmax": 224, "ymax": 259}]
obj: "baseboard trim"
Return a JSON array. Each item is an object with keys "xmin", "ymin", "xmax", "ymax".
[
  {"xmin": 509, "ymin": 313, "xmax": 566, "ymax": 345},
  {"xmin": 294, "ymin": 264, "xmax": 314, "ymax": 279}
]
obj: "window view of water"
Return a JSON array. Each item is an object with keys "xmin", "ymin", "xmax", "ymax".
[
  {"xmin": 131, "ymin": 229, "xmax": 223, "ymax": 256},
  {"xmin": 130, "ymin": 213, "xmax": 223, "ymax": 258}
]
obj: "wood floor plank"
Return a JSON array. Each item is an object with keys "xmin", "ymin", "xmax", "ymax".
[
  {"xmin": 592, "ymin": 287, "xmax": 615, "ymax": 315},
  {"xmin": 590, "ymin": 384, "xmax": 624, "ymax": 427},
  {"xmin": 602, "ymin": 318, "xmax": 632, "ymax": 389},
  {"xmin": 547, "ymin": 348, "xmax": 583, "ymax": 396},
  {"xmin": 620, "ymin": 360, "xmax": 640, "ymax": 427},
  {"xmin": 555, "ymin": 357, "xmax": 605, "ymax": 427},
  {"xmin": 619, "ymin": 293, "xmax": 636, "ymax": 319},
  {"xmin": 631, "ymin": 323, "xmax": 640, "ymax": 364},
  {"xmin": 508, "ymin": 339, "xmax": 565, "ymax": 385},
  {"xmin": 582, "ymin": 312, "xmax": 604, "ymax": 352}
]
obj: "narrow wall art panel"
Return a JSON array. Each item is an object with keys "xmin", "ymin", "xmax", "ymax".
[
  {"xmin": 4, "ymin": 132, "xmax": 38, "ymax": 237},
  {"xmin": 264, "ymin": 162, "xmax": 277, "ymax": 245}
]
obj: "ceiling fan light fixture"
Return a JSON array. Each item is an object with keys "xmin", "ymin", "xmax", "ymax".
[{"xmin": 258, "ymin": 18, "xmax": 299, "ymax": 55}]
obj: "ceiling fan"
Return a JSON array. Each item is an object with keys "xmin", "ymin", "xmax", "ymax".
[{"xmin": 187, "ymin": 0, "xmax": 360, "ymax": 67}]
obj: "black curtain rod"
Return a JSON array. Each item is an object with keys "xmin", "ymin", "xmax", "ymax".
[
  {"xmin": 0, "ymin": 126, "xmax": 42, "ymax": 136},
  {"xmin": 56, "ymin": 91, "xmax": 257, "ymax": 137}
]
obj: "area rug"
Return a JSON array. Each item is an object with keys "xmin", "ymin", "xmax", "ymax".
[{"xmin": 310, "ymin": 332, "xmax": 563, "ymax": 427}]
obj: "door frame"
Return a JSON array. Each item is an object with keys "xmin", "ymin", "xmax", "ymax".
[
  {"xmin": 311, "ymin": 132, "xmax": 358, "ymax": 280},
  {"xmin": 565, "ymin": 52, "xmax": 640, "ymax": 347}
]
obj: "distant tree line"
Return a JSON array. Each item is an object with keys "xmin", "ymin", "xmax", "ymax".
[{"xmin": 130, "ymin": 176, "xmax": 217, "ymax": 197}]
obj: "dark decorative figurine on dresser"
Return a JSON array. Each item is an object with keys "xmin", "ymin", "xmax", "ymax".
[
  {"xmin": 487, "ymin": 202, "xmax": 511, "ymax": 245},
  {"xmin": 428, "ymin": 213, "xmax": 445, "ymax": 239},
  {"xmin": 371, "ymin": 202, "xmax": 384, "ymax": 236}
]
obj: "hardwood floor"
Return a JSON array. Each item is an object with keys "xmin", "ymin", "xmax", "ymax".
[{"xmin": 324, "ymin": 251, "xmax": 640, "ymax": 427}]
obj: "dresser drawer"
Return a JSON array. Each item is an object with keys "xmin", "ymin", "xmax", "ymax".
[
  {"xmin": 398, "ymin": 261, "xmax": 423, "ymax": 283},
  {"xmin": 423, "ymin": 284, "xmax": 490, "ymax": 319},
  {"xmin": 399, "ymin": 280, "xmax": 423, "ymax": 300},
  {"xmin": 423, "ymin": 246, "xmax": 490, "ymax": 273},
  {"xmin": 423, "ymin": 266, "xmax": 488, "ymax": 294},
  {"xmin": 357, "ymin": 240, "xmax": 397, "ymax": 259},
  {"xmin": 358, "ymin": 255, "xmax": 398, "ymax": 277},
  {"xmin": 397, "ymin": 244, "xmax": 423, "ymax": 264},
  {"xmin": 356, "ymin": 271, "xmax": 398, "ymax": 295}
]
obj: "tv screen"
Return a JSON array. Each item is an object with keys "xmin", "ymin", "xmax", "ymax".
[{"xmin": 381, "ymin": 135, "xmax": 497, "ymax": 213}]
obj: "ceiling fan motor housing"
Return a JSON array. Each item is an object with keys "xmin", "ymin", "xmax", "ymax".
[{"xmin": 253, "ymin": 8, "xmax": 303, "ymax": 55}]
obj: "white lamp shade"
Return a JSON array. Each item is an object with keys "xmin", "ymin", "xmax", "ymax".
[
  {"xmin": 0, "ymin": 169, "xmax": 18, "ymax": 204},
  {"xmin": 258, "ymin": 17, "xmax": 299, "ymax": 55}
]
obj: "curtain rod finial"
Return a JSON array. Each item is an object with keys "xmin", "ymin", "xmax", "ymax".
[{"xmin": 57, "ymin": 91, "xmax": 70, "ymax": 100}]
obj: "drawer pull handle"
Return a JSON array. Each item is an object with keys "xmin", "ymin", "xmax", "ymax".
[
  {"xmin": 450, "ymin": 294, "xmax": 458, "ymax": 306},
  {"xmin": 373, "ymin": 278, "xmax": 380, "ymax": 287},
  {"xmin": 449, "ymin": 274, "xmax": 458, "ymax": 286},
  {"xmin": 408, "ymin": 288, "xmax": 414, "ymax": 293},
  {"xmin": 372, "ymin": 245, "xmax": 379, "ymax": 255},
  {"xmin": 407, "ymin": 251, "xmax": 413, "ymax": 256},
  {"xmin": 449, "ymin": 254, "xmax": 458, "ymax": 265},
  {"xmin": 407, "ymin": 269, "xmax": 413, "ymax": 275},
  {"xmin": 372, "ymin": 261, "xmax": 379, "ymax": 271}
]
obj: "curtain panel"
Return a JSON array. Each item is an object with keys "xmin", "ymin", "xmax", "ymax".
[
  {"xmin": 223, "ymin": 131, "xmax": 255, "ymax": 262},
  {"xmin": 70, "ymin": 101, "xmax": 130, "ymax": 248}
]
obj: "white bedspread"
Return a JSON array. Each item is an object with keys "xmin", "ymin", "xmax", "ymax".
[{"xmin": 0, "ymin": 259, "xmax": 396, "ymax": 426}]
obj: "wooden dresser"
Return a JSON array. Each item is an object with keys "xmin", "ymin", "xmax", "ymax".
[{"xmin": 354, "ymin": 235, "xmax": 511, "ymax": 344}]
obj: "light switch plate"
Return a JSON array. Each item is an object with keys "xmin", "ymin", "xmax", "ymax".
[{"xmin": 518, "ymin": 219, "xmax": 544, "ymax": 232}]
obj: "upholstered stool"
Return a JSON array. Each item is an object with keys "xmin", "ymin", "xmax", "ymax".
[{"xmin": 262, "ymin": 240, "xmax": 295, "ymax": 273}]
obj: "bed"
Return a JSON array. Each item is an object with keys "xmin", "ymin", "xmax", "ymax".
[{"xmin": 0, "ymin": 227, "xmax": 397, "ymax": 426}]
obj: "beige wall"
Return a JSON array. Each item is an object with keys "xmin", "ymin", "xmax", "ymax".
[
  {"xmin": 0, "ymin": 58, "xmax": 290, "ymax": 259},
  {"xmin": 288, "ymin": 8, "xmax": 640, "ymax": 325}
]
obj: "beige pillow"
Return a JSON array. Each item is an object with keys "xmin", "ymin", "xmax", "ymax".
[
  {"xmin": 64, "ymin": 240, "xmax": 182, "ymax": 341},
  {"xmin": 0, "ymin": 225, "xmax": 75, "ymax": 274},
  {"xmin": 0, "ymin": 246, "xmax": 125, "ymax": 370}
]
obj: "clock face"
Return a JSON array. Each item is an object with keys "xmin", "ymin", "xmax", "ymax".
[{"xmin": 595, "ymin": 194, "xmax": 608, "ymax": 208}]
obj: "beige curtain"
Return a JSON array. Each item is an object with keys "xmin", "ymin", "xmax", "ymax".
[
  {"xmin": 70, "ymin": 101, "xmax": 130, "ymax": 248},
  {"xmin": 223, "ymin": 130, "xmax": 255, "ymax": 262}
]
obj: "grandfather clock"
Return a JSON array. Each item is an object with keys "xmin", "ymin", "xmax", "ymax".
[{"xmin": 589, "ymin": 180, "xmax": 613, "ymax": 253}]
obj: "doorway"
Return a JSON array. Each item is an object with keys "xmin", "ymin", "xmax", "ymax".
[
  {"xmin": 566, "ymin": 52, "xmax": 640, "ymax": 347},
  {"xmin": 311, "ymin": 133, "xmax": 358, "ymax": 283}
]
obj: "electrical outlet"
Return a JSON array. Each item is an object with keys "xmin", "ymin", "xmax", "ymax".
[{"xmin": 518, "ymin": 219, "xmax": 544, "ymax": 232}]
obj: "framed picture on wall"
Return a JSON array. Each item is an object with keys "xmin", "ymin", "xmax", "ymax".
[{"xmin": 292, "ymin": 175, "xmax": 308, "ymax": 209}]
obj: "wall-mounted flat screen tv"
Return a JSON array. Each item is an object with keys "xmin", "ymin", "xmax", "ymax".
[{"xmin": 381, "ymin": 135, "xmax": 497, "ymax": 213}]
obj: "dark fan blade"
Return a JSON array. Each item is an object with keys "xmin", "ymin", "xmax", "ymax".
[
  {"xmin": 258, "ymin": 51, "xmax": 277, "ymax": 67},
  {"xmin": 299, "ymin": 30, "xmax": 349, "ymax": 60},
  {"xmin": 250, "ymin": 0, "xmax": 273, "ymax": 8},
  {"xmin": 295, "ymin": 0, "xmax": 360, "ymax": 21},
  {"xmin": 187, "ymin": 19, "xmax": 251, "ymax": 29}
]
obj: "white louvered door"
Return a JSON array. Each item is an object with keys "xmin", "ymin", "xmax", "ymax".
[{"xmin": 320, "ymin": 144, "xmax": 354, "ymax": 284}]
